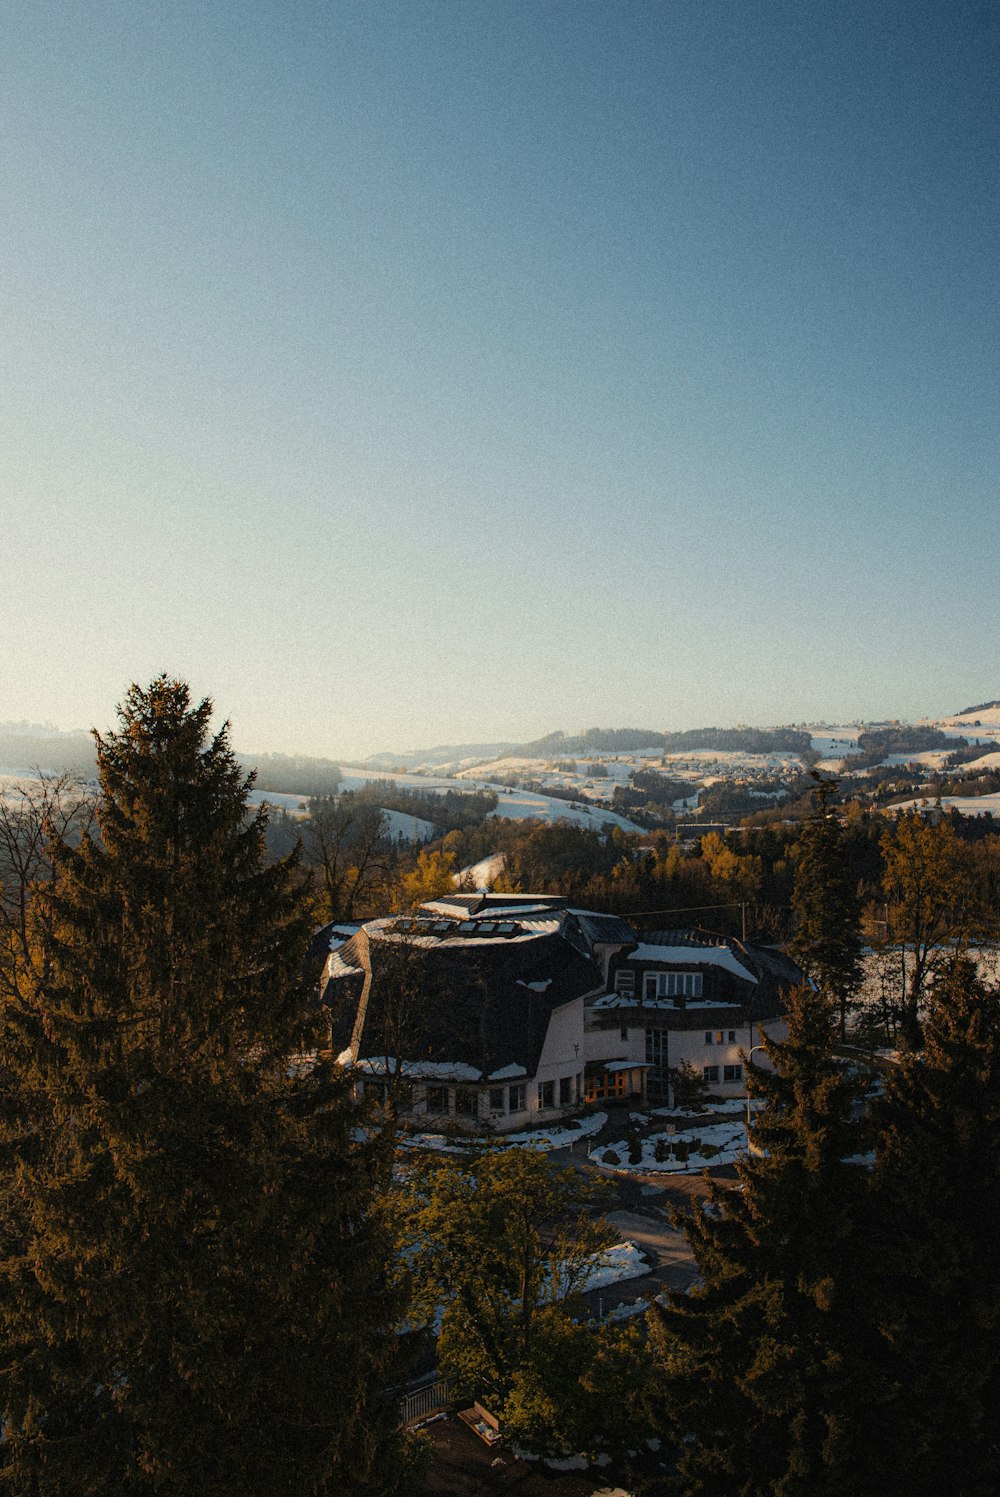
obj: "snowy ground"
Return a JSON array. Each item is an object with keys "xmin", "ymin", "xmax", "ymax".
[
  {"xmin": 335, "ymin": 765, "xmax": 645, "ymax": 833},
  {"xmin": 398, "ymin": 1112, "xmax": 609, "ymax": 1155},
  {"xmin": 589, "ymin": 1120, "xmax": 748, "ymax": 1174},
  {"xmin": 579, "ymin": 1242, "xmax": 651, "ymax": 1293},
  {"xmin": 888, "ymin": 793, "xmax": 1000, "ymax": 818},
  {"xmin": 808, "ymin": 727, "xmax": 862, "ymax": 758}
]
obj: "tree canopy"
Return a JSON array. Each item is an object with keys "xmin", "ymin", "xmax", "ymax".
[{"xmin": 0, "ymin": 677, "xmax": 411, "ymax": 1495}]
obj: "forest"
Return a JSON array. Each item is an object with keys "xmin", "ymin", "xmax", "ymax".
[{"xmin": 2, "ymin": 683, "xmax": 1000, "ymax": 1493}]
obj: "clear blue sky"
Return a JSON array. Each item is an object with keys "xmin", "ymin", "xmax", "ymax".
[{"xmin": 3, "ymin": 0, "xmax": 997, "ymax": 757}]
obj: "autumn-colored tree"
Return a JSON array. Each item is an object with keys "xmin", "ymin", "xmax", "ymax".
[
  {"xmin": 399, "ymin": 1147, "xmax": 616, "ymax": 1449},
  {"xmin": 880, "ymin": 812, "xmax": 979, "ymax": 1044},
  {"xmin": 401, "ymin": 846, "xmax": 456, "ymax": 906}
]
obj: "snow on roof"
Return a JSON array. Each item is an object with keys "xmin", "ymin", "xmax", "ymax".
[
  {"xmin": 327, "ymin": 948, "xmax": 364, "ymax": 979},
  {"xmin": 367, "ymin": 914, "xmax": 562, "ymax": 948},
  {"xmin": 591, "ymin": 992, "xmax": 742, "ymax": 1011},
  {"xmin": 517, "ymin": 978, "xmax": 552, "ymax": 992},
  {"xmin": 357, "ymin": 1057, "xmax": 483, "ymax": 1081},
  {"xmin": 487, "ymin": 1062, "xmax": 528, "ymax": 1081},
  {"xmin": 626, "ymin": 942, "xmax": 757, "ymax": 983}
]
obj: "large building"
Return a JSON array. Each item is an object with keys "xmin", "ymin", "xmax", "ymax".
[{"xmin": 319, "ymin": 894, "xmax": 801, "ymax": 1130}]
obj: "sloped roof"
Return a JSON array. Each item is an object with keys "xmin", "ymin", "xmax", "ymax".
[{"xmin": 324, "ymin": 911, "xmax": 604, "ymax": 1080}]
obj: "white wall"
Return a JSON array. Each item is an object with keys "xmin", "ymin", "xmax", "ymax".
[{"xmin": 530, "ymin": 996, "xmax": 587, "ymax": 1118}]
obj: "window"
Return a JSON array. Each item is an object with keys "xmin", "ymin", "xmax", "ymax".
[
  {"xmin": 455, "ymin": 1088, "xmax": 478, "ymax": 1118},
  {"xmin": 645, "ymin": 1029, "xmax": 667, "ymax": 1102},
  {"xmin": 620, "ymin": 1026, "xmax": 629, "ymax": 1041},
  {"xmin": 703, "ymin": 1065, "xmax": 719, "ymax": 1084},
  {"xmin": 425, "ymin": 1085, "xmax": 449, "ymax": 1114},
  {"xmin": 644, "ymin": 971, "xmax": 703, "ymax": 1000},
  {"xmin": 614, "ymin": 969, "xmax": 635, "ymax": 995},
  {"xmin": 715, "ymin": 1031, "xmax": 725, "ymax": 1045},
  {"xmin": 537, "ymin": 1080, "xmax": 555, "ymax": 1110},
  {"xmin": 559, "ymin": 1076, "xmax": 572, "ymax": 1106},
  {"xmin": 489, "ymin": 1087, "xmax": 506, "ymax": 1112},
  {"xmin": 728, "ymin": 1030, "xmax": 737, "ymax": 1043},
  {"xmin": 723, "ymin": 1064, "xmax": 743, "ymax": 1083},
  {"xmin": 508, "ymin": 1083, "xmax": 526, "ymax": 1112},
  {"xmin": 705, "ymin": 1031, "xmax": 713, "ymax": 1045}
]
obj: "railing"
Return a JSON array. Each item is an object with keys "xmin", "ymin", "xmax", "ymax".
[{"xmin": 398, "ymin": 1374, "xmax": 456, "ymax": 1427}]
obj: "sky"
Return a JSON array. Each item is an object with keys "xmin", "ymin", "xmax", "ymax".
[{"xmin": 2, "ymin": 0, "xmax": 997, "ymax": 758}]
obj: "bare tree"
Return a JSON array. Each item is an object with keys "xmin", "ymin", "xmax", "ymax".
[
  {"xmin": 302, "ymin": 796, "xmax": 388, "ymax": 920},
  {"xmin": 0, "ymin": 772, "xmax": 95, "ymax": 1002}
]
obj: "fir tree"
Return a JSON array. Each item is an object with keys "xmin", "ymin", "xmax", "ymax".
[
  {"xmin": 790, "ymin": 774, "xmax": 861, "ymax": 1041},
  {"xmin": 650, "ymin": 986, "xmax": 879, "ymax": 1496},
  {"xmin": 0, "ymin": 678, "xmax": 411, "ymax": 1495},
  {"xmin": 870, "ymin": 957, "xmax": 1000, "ymax": 1495}
]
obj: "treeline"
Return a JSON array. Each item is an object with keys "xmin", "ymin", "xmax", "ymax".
[
  {"xmin": 852, "ymin": 724, "xmax": 961, "ymax": 769},
  {"xmin": 245, "ymin": 749, "xmax": 343, "ymax": 797},
  {"xmin": 517, "ymin": 726, "xmax": 665, "ymax": 756},
  {"xmin": 351, "ymin": 779, "xmax": 498, "ymax": 832},
  {"xmin": 662, "ymin": 725, "xmax": 814, "ymax": 755}
]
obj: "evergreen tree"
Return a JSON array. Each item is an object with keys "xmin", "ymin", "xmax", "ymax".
[
  {"xmin": 870, "ymin": 957, "xmax": 1000, "ymax": 1495},
  {"xmin": 790, "ymin": 775, "xmax": 861, "ymax": 1041},
  {"xmin": 0, "ymin": 678, "xmax": 410, "ymax": 1495},
  {"xmin": 650, "ymin": 986, "xmax": 878, "ymax": 1496}
]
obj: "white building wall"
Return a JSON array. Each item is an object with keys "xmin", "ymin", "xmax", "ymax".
[
  {"xmin": 636, "ymin": 1016, "xmax": 788, "ymax": 1100},
  {"xmin": 530, "ymin": 996, "xmax": 587, "ymax": 1118},
  {"xmin": 586, "ymin": 1018, "xmax": 647, "ymax": 1068}
]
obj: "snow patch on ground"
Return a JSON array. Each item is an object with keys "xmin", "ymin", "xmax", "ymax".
[
  {"xmin": 580, "ymin": 1242, "xmax": 650, "ymax": 1292},
  {"xmin": 399, "ymin": 1112, "xmax": 608, "ymax": 1155},
  {"xmin": 590, "ymin": 1121, "xmax": 748, "ymax": 1173},
  {"xmin": 889, "ymin": 794, "xmax": 1000, "ymax": 818}
]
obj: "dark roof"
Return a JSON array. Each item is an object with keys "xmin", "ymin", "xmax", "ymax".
[
  {"xmin": 611, "ymin": 926, "xmax": 804, "ymax": 1024},
  {"xmin": 568, "ymin": 910, "xmax": 637, "ymax": 949},
  {"xmin": 324, "ymin": 916, "xmax": 602, "ymax": 1080}
]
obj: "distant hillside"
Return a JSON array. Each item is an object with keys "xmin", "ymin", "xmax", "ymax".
[
  {"xmin": 362, "ymin": 728, "xmax": 664, "ymax": 770},
  {"xmin": 242, "ymin": 751, "xmax": 343, "ymax": 798},
  {"xmin": 957, "ymin": 699, "xmax": 1000, "ymax": 717},
  {"xmin": 0, "ymin": 725, "xmax": 343, "ymax": 800},
  {"xmin": 517, "ymin": 727, "xmax": 664, "ymax": 757},
  {"xmin": 0, "ymin": 727, "xmax": 96, "ymax": 777},
  {"xmin": 362, "ymin": 740, "xmax": 519, "ymax": 771},
  {"xmin": 662, "ymin": 727, "xmax": 813, "ymax": 756}
]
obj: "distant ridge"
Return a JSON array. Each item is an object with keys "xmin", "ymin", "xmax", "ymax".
[{"xmin": 957, "ymin": 699, "xmax": 1000, "ymax": 716}]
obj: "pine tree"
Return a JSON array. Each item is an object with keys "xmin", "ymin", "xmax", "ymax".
[
  {"xmin": 790, "ymin": 775, "xmax": 861, "ymax": 1041},
  {"xmin": 650, "ymin": 986, "xmax": 880, "ymax": 1496},
  {"xmin": 870, "ymin": 957, "xmax": 1000, "ymax": 1495},
  {"xmin": 0, "ymin": 678, "xmax": 411, "ymax": 1495}
]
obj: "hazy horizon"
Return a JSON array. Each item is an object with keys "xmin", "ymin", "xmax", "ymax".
[{"xmin": 1, "ymin": 686, "xmax": 993, "ymax": 766}]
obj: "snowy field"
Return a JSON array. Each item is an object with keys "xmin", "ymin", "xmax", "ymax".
[
  {"xmin": 337, "ymin": 765, "xmax": 645, "ymax": 832},
  {"xmin": 887, "ymin": 794, "xmax": 1000, "ymax": 818},
  {"xmin": 808, "ymin": 727, "xmax": 862, "ymax": 758},
  {"xmin": 880, "ymin": 750, "xmax": 954, "ymax": 769}
]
